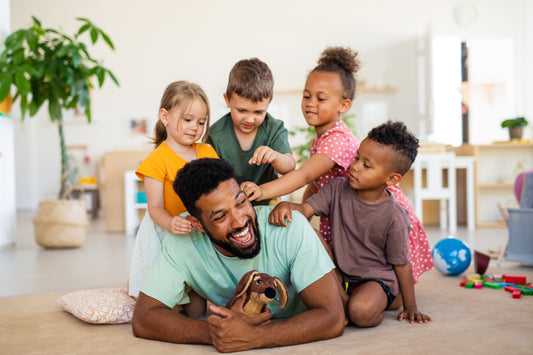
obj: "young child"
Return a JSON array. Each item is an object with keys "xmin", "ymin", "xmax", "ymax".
[
  {"xmin": 207, "ymin": 58, "xmax": 295, "ymax": 205},
  {"xmin": 241, "ymin": 46, "xmax": 433, "ymax": 282},
  {"xmin": 128, "ymin": 81, "xmax": 218, "ymax": 300},
  {"xmin": 269, "ymin": 121, "xmax": 432, "ymax": 327}
]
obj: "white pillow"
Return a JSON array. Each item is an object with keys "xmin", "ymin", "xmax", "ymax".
[{"xmin": 57, "ymin": 287, "xmax": 136, "ymax": 324}]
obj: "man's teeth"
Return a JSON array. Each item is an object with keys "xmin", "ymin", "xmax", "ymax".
[{"xmin": 231, "ymin": 226, "xmax": 251, "ymax": 242}]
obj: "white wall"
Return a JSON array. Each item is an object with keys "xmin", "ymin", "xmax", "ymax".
[{"xmin": 9, "ymin": 0, "xmax": 533, "ymax": 209}]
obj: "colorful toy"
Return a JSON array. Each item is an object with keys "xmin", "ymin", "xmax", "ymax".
[
  {"xmin": 460, "ymin": 274, "xmax": 531, "ymax": 299},
  {"xmin": 226, "ymin": 270, "xmax": 288, "ymax": 315},
  {"xmin": 432, "ymin": 237, "xmax": 472, "ymax": 276}
]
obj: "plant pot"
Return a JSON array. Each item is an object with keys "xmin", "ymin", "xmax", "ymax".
[
  {"xmin": 33, "ymin": 200, "xmax": 89, "ymax": 248},
  {"xmin": 509, "ymin": 127, "xmax": 523, "ymax": 140}
]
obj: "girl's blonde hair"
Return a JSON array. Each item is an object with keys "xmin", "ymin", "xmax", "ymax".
[{"xmin": 152, "ymin": 81, "xmax": 211, "ymax": 147}]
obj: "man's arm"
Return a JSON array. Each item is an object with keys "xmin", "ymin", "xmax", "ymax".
[
  {"xmin": 206, "ymin": 270, "xmax": 345, "ymax": 352},
  {"xmin": 132, "ymin": 292, "xmax": 211, "ymax": 344}
]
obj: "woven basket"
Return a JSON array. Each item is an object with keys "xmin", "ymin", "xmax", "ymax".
[{"xmin": 33, "ymin": 200, "xmax": 89, "ymax": 248}]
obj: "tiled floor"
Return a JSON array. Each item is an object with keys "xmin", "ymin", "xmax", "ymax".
[{"xmin": 0, "ymin": 211, "xmax": 523, "ymax": 298}]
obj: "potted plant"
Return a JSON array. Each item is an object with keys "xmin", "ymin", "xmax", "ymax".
[
  {"xmin": 501, "ymin": 116, "xmax": 528, "ymax": 141},
  {"xmin": 0, "ymin": 17, "xmax": 119, "ymax": 248}
]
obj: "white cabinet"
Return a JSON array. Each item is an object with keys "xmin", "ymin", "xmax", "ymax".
[
  {"xmin": 474, "ymin": 142, "xmax": 533, "ymax": 227},
  {"xmin": 124, "ymin": 171, "xmax": 147, "ymax": 236}
]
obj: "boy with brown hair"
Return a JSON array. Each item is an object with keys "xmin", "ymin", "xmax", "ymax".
[
  {"xmin": 207, "ymin": 58, "xmax": 295, "ymax": 205},
  {"xmin": 269, "ymin": 121, "xmax": 432, "ymax": 327}
]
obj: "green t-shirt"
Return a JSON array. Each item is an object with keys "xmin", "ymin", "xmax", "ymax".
[
  {"xmin": 207, "ymin": 113, "xmax": 292, "ymax": 205},
  {"xmin": 141, "ymin": 206, "xmax": 334, "ymax": 318}
]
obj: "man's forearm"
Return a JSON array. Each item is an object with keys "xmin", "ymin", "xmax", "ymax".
[{"xmin": 132, "ymin": 295, "xmax": 211, "ymax": 345}]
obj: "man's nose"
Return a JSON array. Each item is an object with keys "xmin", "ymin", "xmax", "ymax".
[{"xmin": 230, "ymin": 209, "xmax": 247, "ymax": 228}]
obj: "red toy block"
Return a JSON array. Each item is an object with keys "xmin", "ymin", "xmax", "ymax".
[
  {"xmin": 505, "ymin": 286, "xmax": 520, "ymax": 293},
  {"xmin": 503, "ymin": 275, "xmax": 527, "ymax": 284},
  {"xmin": 512, "ymin": 290, "xmax": 522, "ymax": 299},
  {"xmin": 460, "ymin": 280, "xmax": 469, "ymax": 287},
  {"xmin": 474, "ymin": 282, "xmax": 483, "ymax": 289}
]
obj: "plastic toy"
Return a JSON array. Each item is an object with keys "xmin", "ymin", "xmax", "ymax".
[
  {"xmin": 459, "ymin": 274, "xmax": 530, "ymax": 299},
  {"xmin": 432, "ymin": 237, "xmax": 472, "ymax": 276}
]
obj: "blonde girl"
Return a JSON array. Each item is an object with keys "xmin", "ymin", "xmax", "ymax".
[
  {"xmin": 242, "ymin": 47, "xmax": 433, "ymax": 283},
  {"xmin": 129, "ymin": 81, "xmax": 218, "ymax": 298}
]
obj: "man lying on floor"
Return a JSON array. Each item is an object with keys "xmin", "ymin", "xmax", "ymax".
[{"xmin": 132, "ymin": 158, "xmax": 345, "ymax": 352}]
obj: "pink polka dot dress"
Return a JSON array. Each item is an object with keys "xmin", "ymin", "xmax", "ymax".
[{"xmin": 309, "ymin": 120, "xmax": 433, "ymax": 282}]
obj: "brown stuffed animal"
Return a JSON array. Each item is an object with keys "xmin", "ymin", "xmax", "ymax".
[{"xmin": 226, "ymin": 270, "xmax": 288, "ymax": 315}]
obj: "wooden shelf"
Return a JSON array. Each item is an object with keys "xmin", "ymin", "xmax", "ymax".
[{"xmin": 478, "ymin": 182, "xmax": 514, "ymax": 188}]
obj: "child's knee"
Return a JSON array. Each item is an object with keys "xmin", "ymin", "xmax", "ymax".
[{"xmin": 347, "ymin": 298, "xmax": 383, "ymax": 327}]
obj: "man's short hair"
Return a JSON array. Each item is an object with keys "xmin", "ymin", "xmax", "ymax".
[
  {"xmin": 226, "ymin": 58, "xmax": 274, "ymax": 102},
  {"xmin": 174, "ymin": 158, "xmax": 235, "ymax": 218},
  {"xmin": 367, "ymin": 120, "xmax": 419, "ymax": 176}
]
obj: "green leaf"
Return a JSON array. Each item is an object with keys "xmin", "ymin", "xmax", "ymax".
[
  {"xmin": 99, "ymin": 30, "xmax": 115, "ymax": 50},
  {"xmin": 77, "ymin": 23, "xmax": 91, "ymax": 36},
  {"xmin": 19, "ymin": 94, "xmax": 28, "ymax": 120},
  {"xmin": 71, "ymin": 50, "xmax": 81, "ymax": 68},
  {"xmin": 57, "ymin": 44, "xmax": 72, "ymax": 58},
  {"xmin": 48, "ymin": 98, "xmax": 62, "ymax": 121},
  {"xmin": 96, "ymin": 66, "xmax": 105, "ymax": 86},
  {"xmin": 31, "ymin": 16, "xmax": 42, "ymax": 27},
  {"xmin": 90, "ymin": 28, "xmax": 98, "ymax": 44},
  {"xmin": 0, "ymin": 75, "xmax": 12, "ymax": 102},
  {"xmin": 14, "ymin": 70, "xmax": 31, "ymax": 95},
  {"xmin": 106, "ymin": 69, "xmax": 119, "ymax": 86}
]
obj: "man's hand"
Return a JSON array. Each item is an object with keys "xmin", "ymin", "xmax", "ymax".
[
  {"xmin": 207, "ymin": 299, "xmax": 271, "ymax": 352},
  {"xmin": 240, "ymin": 182, "xmax": 263, "ymax": 201},
  {"xmin": 222, "ymin": 294, "xmax": 272, "ymax": 326},
  {"xmin": 170, "ymin": 215, "xmax": 192, "ymax": 235},
  {"xmin": 268, "ymin": 202, "xmax": 293, "ymax": 227}
]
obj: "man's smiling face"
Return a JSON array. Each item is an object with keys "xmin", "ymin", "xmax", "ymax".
[{"xmin": 194, "ymin": 179, "xmax": 260, "ymax": 259}]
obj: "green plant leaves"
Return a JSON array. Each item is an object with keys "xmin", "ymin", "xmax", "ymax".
[{"xmin": 0, "ymin": 16, "xmax": 119, "ymax": 197}]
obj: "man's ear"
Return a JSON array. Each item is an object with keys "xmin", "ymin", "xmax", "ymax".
[
  {"xmin": 339, "ymin": 98, "xmax": 352, "ymax": 114},
  {"xmin": 187, "ymin": 216, "xmax": 204, "ymax": 232},
  {"xmin": 386, "ymin": 173, "xmax": 402, "ymax": 187}
]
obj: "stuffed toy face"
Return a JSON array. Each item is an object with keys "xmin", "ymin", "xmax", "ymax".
[{"xmin": 226, "ymin": 270, "xmax": 288, "ymax": 315}]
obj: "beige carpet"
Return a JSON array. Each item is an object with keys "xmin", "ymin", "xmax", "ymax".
[{"xmin": 1, "ymin": 265, "xmax": 533, "ymax": 354}]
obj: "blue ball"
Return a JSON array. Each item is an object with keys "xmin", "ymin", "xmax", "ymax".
[{"xmin": 432, "ymin": 237, "xmax": 472, "ymax": 276}]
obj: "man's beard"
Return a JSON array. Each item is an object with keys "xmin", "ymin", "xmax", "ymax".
[{"xmin": 202, "ymin": 218, "xmax": 261, "ymax": 259}]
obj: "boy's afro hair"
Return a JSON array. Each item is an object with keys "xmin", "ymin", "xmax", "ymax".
[{"xmin": 367, "ymin": 120, "xmax": 419, "ymax": 175}]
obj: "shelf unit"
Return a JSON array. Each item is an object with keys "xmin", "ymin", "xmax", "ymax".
[
  {"xmin": 474, "ymin": 142, "xmax": 533, "ymax": 227},
  {"xmin": 124, "ymin": 170, "xmax": 147, "ymax": 236}
]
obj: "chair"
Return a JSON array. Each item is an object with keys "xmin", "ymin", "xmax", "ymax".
[
  {"xmin": 504, "ymin": 170, "xmax": 533, "ymax": 264},
  {"xmin": 412, "ymin": 152, "xmax": 457, "ymax": 234}
]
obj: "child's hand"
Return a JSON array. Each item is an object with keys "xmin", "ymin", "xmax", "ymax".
[
  {"xmin": 240, "ymin": 182, "xmax": 263, "ymax": 201},
  {"xmin": 170, "ymin": 215, "xmax": 192, "ymax": 235},
  {"xmin": 268, "ymin": 202, "xmax": 293, "ymax": 227},
  {"xmin": 249, "ymin": 146, "xmax": 277, "ymax": 166},
  {"xmin": 397, "ymin": 306, "xmax": 432, "ymax": 324}
]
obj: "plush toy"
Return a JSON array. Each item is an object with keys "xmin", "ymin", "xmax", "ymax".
[{"xmin": 226, "ymin": 270, "xmax": 288, "ymax": 315}]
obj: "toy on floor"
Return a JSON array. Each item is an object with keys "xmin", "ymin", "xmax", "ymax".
[
  {"xmin": 226, "ymin": 270, "xmax": 288, "ymax": 315},
  {"xmin": 432, "ymin": 237, "xmax": 472, "ymax": 276},
  {"xmin": 474, "ymin": 250, "xmax": 491, "ymax": 275},
  {"xmin": 459, "ymin": 273, "xmax": 532, "ymax": 299}
]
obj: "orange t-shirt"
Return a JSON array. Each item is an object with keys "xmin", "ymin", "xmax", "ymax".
[{"xmin": 136, "ymin": 141, "xmax": 218, "ymax": 216}]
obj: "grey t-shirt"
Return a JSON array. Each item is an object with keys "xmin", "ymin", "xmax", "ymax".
[{"xmin": 306, "ymin": 177, "xmax": 410, "ymax": 296}]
